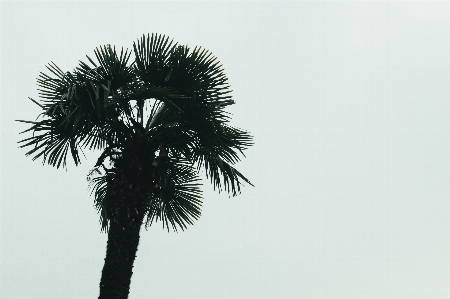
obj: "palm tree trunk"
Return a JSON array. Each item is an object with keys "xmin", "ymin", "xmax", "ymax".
[
  {"xmin": 98, "ymin": 201, "xmax": 146, "ymax": 299},
  {"xmin": 98, "ymin": 142, "xmax": 156, "ymax": 298}
]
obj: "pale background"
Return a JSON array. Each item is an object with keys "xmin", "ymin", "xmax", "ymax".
[{"xmin": 1, "ymin": 1, "xmax": 450, "ymax": 298}]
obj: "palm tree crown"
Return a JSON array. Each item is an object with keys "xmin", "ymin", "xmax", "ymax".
[{"xmin": 18, "ymin": 33, "xmax": 254, "ymax": 233}]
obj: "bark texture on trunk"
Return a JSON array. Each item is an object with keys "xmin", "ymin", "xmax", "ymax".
[
  {"xmin": 98, "ymin": 199, "xmax": 145, "ymax": 299},
  {"xmin": 97, "ymin": 139, "xmax": 157, "ymax": 299}
]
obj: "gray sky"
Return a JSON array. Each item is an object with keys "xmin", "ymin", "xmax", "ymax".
[{"xmin": 1, "ymin": 1, "xmax": 450, "ymax": 298}]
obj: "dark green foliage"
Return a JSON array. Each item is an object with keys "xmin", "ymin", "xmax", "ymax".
[{"xmin": 18, "ymin": 33, "xmax": 253, "ymax": 233}]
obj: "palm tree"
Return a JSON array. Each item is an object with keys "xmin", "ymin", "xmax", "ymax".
[{"xmin": 18, "ymin": 33, "xmax": 253, "ymax": 299}]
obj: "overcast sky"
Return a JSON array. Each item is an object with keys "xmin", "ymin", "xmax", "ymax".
[{"xmin": 1, "ymin": 1, "xmax": 450, "ymax": 299}]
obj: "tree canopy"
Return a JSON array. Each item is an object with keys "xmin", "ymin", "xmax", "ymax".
[{"xmin": 18, "ymin": 33, "xmax": 254, "ymax": 233}]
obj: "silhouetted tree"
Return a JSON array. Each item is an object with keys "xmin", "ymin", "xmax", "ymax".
[{"xmin": 18, "ymin": 33, "xmax": 253, "ymax": 299}]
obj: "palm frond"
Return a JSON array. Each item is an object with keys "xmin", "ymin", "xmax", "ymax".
[
  {"xmin": 76, "ymin": 45, "xmax": 135, "ymax": 91},
  {"xmin": 88, "ymin": 174, "xmax": 111, "ymax": 232},
  {"xmin": 133, "ymin": 33, "xmax": 177, "ymax": 85},
  {"xmin": 18, "ymin": 45, "xmax": 137, "ymax": 168},
  {"xmin": 145, "ymin": 158, "xmax": 203, "ymax": 232},
  {"xmin": 17, "ymin": 95, "xmax": 83, "ymax": 168},
  {"xmin": 193, "ymin": 147, "xmax": 253, "ymax": 196}
]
